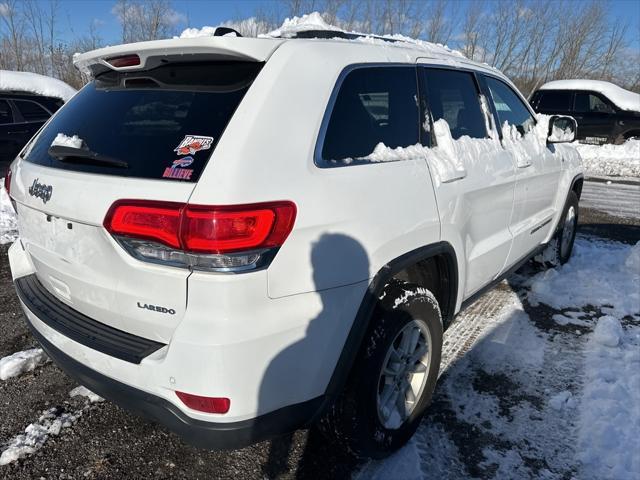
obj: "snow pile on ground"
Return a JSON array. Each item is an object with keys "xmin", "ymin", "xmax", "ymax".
[
  {"xmin": 577, "ymin": 316, "xmax": 640, "ymax": 479},
  {"xmin": 593, "ymin": 315, "xmax": 625, "ymax": 347},
  {"xmin": 0, "ymin": 70, "xmax": 76, "ymax": 102},
  {"xmin": 527, "ymin": 238, "xmax": 640, "ymax": 317},
  {"xmin": 549, "ymin": 390, "xmax": 577, "ymax": 411},
  {"xmin": 51, "ymin": 132, "xmax": 83, "ymax": 149},
  {"xmin": 0, "ymin": 407, "xmax": 81, "ymax": 465},
  {"xmin": 0, "ymin": 348, "xmax": 48, "ymax": 381},
  {"xmin": 69, "ymin": 385, "xmax": 103, "ymax": 403},
  {"xmin": 539, "ymin": 80, "xmax": 640, "ymax": 112},
  {"xmin": 0, "ymin": 385, "xmax": 103, "ymax": 465},
  {"xmin": 575, "ymin": 139, "xmax": 640, "ymax": 177},
  {"xmin": 0, "ymin": 180, "xmax": 17, "ymax": 245}
]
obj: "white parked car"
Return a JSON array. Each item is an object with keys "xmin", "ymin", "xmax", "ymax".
[{"xmin": 5, "ymin": 29, "xmax": 583, "ymax": 458}]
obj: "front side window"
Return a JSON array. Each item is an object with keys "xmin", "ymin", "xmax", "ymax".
[
  {"xmin": 535, "ymin": 90, "xmax": 573, "ymax": 111},
  {"xmin": 423, "ymin": 69, "xmax": 487, "ymax": 140},
  {"xmin": 574, "ymin": 92, "xmax": 615, "ymax": 113},
  {"xmin": 0, "ymin": 100, "xmax": 13, "ymax": 124},
  {"xmin": 485, "ymin": 77, "xmax": 535, "ymax": 134},
  {"xmin": 15, "ymin": 100, "xmax": 50, "ymax": 122},
  {"xmin": 321, "ymin": 66, "xmax": 419, "ymax": 163}
]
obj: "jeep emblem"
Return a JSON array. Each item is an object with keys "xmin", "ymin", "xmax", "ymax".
[{"xmin": 28, "ymin": 178, "xmax": 53, "ymax": 204}]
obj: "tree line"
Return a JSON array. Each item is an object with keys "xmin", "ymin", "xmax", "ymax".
[{"xmin": 1, "ymin": 0, "xmax": 638, "ymax": 95}]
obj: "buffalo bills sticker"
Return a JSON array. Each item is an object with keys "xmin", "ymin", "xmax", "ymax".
[
  {"xmin": 174, "ymin": 135, "xmax": 213, "ymax": 155},
  {"xmin": 163, "ymin": 156, "xmax": 194, "ymax": 180}
]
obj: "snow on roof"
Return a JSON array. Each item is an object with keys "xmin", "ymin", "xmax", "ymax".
[
  {"xmin": 0, "ymin": 70, "xmax": 76, "ymax": 102},
  {"xmin": 264, "ymin": 12, "xmax": 342, "ymax": 38},
  {"xmin": 539, "ymin": 80, "xmax": 640, "ymax": 112},
  {"xmin": 180, "ymin": 12, "xmax": 483, "ymax": 73}
]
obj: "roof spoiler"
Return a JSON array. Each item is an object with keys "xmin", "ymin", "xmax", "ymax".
[{"xmin": 73, "ymin": 36, "xmax": 283, "ymax": 77}]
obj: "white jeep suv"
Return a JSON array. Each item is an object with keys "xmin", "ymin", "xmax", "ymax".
[{"xmin": 5, "ymin": 30, "xmax": 583, "ymax": 458}]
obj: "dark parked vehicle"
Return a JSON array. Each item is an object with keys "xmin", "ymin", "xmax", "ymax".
[
  {"xmin": 0, "ymin": 92, "xmax": 65, "ymax": 174},
  {"xmin": 530, "ymin": 80, "xmax": 640, "ymax": 145}
]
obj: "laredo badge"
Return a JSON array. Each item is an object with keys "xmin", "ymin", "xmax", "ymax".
[
  {"xmin": 163, "ymin": 156, "xmax": 194, "ymax": 180},
  {"xmin": 174, "ymin": 135, "xmax": 213, "ymax": 155}
]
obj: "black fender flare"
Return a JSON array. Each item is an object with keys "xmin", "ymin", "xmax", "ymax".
[
  {"xmin": 570, "ymin": 173, "xmax": 584, "ymax": 200},
  {"xmin": 317, "ymin": 241, "xmax": 458, "ymax": 416}
]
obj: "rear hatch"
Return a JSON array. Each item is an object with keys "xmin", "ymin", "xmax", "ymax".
[{"xmin": 11, "ymin": 43, "xmax": 271, "ymax": 343}]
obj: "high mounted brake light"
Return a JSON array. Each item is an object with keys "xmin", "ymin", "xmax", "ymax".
[
  {"xmin": 104, "ymin": 200, "xmax": 296, "ymax": 272},
  {"xmin": 105, "ymin": 54, "xmax": 141, "ymax": 68}
]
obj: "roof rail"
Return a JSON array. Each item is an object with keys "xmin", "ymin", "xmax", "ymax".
[{"xmin": 289, "ymin": 30, "xmax": 400, "ymax": 43}]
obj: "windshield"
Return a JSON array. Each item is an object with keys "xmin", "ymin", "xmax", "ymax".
[{"xmin": 23, "ymin": 61, "xmax": 263, "ymax": 182}]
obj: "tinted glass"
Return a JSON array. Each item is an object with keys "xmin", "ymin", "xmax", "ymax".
[
  {"xmin": 536, "ymin": 90, "xmax": 572, "ymax": 111},
  {"xmin": 424, "ymin": 69, "xmax": 486, "ymax": 139},
  {"xmin": 574, "ymin": 92, "xmax": 615, "ymax": 113},
  {"xmin": 0, "ymin": 100, "xmax": 12, "ymax": 124},
  {"xmin": 23, "ymin": 61, "xmax": 262, "ymax": 182},
  {"xmin": 486, "ymin": 77, "xmax": 535, "ymax": 133},
  {"xmin": 15, "ymin": 100, "xmax": 50, "ymax": 122},
  {"xmin": 321, "ymin": 67, "xmax": 419, "ymax": 162}
]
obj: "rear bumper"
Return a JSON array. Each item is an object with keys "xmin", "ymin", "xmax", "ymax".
[
  {"xmin": 8, "ymin": 238, "xmax": 367, "ymax": 449},
  {"xmin": 24, "ymin": 312, "xmax": 324, "ymax": 450}
]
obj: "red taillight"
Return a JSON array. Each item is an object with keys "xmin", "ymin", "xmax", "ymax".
[
  {"xmin": 176, "ymin": 391, "xmax": 230, "ymax": 414},
  {"xmin": 3, "ymin": 169, "xmax": 11, "ymax": 197},
  {"xmin": 103, "ymin": 200, "xmax": 296, "ymax": 254},
  {"xmin": 183, "ymin": 203, "xmax": 295, "ymax": 253},
  {"xmin": 104, "ymin": 200, "xmax": 183, "ymax": 248},
  {"xmin": 105, "ymin": 54, "xmax": 141, "ymax": 68}
]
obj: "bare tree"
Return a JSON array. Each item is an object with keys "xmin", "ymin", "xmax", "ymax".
[
  {"xmin": 113, "ymin": 0, "xmax": 184, "ymax": 43},
  {"xmin": 0, "ymin": 0, "xmax": 25, "ymax": 70}
]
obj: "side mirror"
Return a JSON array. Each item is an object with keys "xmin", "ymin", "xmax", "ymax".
[{"xmin": 547, "ymin": 115, "xmax": 577, "ymax": 143}]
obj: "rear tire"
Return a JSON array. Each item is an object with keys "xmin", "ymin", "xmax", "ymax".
[
  {"xmin": 534, "ymin": 191, "xmax": 579, "ymax": 267},
  {"xmin": 319, "ymin": 279, "xmax": 443, "ymax": 459}
]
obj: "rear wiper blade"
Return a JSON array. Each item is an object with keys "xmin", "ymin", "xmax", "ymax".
[{"xmin": 48, "ymin": 145, "xmax": 129, "ymax": 169}]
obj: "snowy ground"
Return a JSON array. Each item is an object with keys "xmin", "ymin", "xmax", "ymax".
[
  {"xmin": 0, "ymin": 178, "xmax": 638, "ymax": 479},
  {"xmin": 576, "ymin": 139, "xmax": 640, "ymax": 178},
  {"xmin": 358, "ymin": 236, "xmax": 639, "ymax": 480},
  {"xmin": 580, "ymin": 180, "xmax": 640, "ymax": 220},
  {"xmin": 0, "ymin": 183, "xmax": 16, "ymax": 245}
]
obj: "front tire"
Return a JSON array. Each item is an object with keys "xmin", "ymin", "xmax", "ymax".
[
  {"xmin": 320, "ymin": 280, "xmax": 443, "ymax": 459},
  {"xmin": 535, "ymin": 191, "xmax": 579, "ymax": 267}
]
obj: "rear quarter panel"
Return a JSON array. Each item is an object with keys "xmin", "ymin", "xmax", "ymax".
[{"xmin": 189, "ymin": 42, "xmax": 442, "ymax": 299}]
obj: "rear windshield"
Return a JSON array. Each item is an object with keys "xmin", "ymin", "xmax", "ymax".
[{"xmin": 23, "ymin": 61, "xmax": 262, "ymax": 182}]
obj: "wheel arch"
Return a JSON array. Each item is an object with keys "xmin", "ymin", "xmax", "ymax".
[
  {"xmin": 320, "ymin": 241, "xmax": 458, "ymax": 408},
  {"xmin": 623, "ymin": 129, "xmax": 640, "ymax": 140},
  {"xmin": 571, "ymin": 174, "xmax": 584, "ymax": 200}
]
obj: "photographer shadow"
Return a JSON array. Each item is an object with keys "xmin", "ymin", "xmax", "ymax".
[{"xmin": 260, "ymin": 233, "xmax": 369, "ymax": 479}]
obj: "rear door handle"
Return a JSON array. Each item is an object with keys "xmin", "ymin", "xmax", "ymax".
[
  {"xmin": 518, "ymin": 161, "xmax": 532, "ymax": 168},
  {"xmin": 8, "ymin": 130, "xmax": 28, "ymax": 135}
]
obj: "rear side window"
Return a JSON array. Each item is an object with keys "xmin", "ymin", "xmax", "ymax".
[
  {"xmin": 320, "ymin": 66, "xmax": 419, "ymax": 163},
  {"xmin": 574, "ymin": 92, "xmax": 615, "ymax": 113},
  {"xmin": 536, "ymin": 90, "xmax": 573, "ymax": 111},
  {"xmin": 23, "ymin": 61, "xmax": 262, "ymax": 182},
  {"xmin": 485, "ymin": 77, "xmax": 535, "ymax": 134},
  {"xmin": 423, "ymin": 69, "xmax": 486, "ymax": 140},
  {"xmin": 15, "ymin": 100, "xmax": 50, "ymax": 122},
  {"xmin": 0, "ymin": 100, "xmax": 12, "ymax": 124}
]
